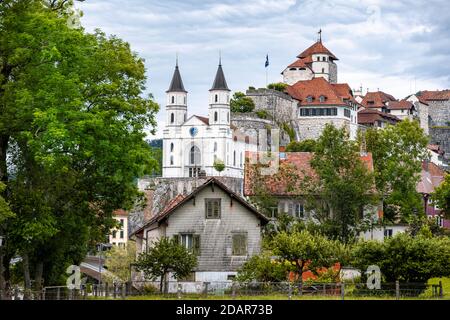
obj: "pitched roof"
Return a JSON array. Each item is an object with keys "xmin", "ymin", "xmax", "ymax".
[
  {"xmin": 387, "ymin": 100, "xmax": 414, "ymax": 110},
  {"xmin": 210, "ymin": 64, "xmax": 230, "ymax": 91},
  {"xmin": 195, "ymin": 115, "xmax": 209, "ymax": 125},
  {"xmin": 287, "ymin": 59, "xmax": 311, "ymax": 69},
  {"xmin": 113, "ymin": 209, "xmax": 128, "ymax": 217},
  {"xmin": 244, "ymin": 152, "xmax": 374, "ymax": 196},
  {"xmin": 131, "ymin": 177, "xmax": 269, "ymax": 237},
  {"xmin": 428, "ymin": 144, "xmax": 445, "ymax": 155},
  {"xmin": 417, "ymin": 90, "xmax": 450, "ymax": 101},
  {"xmin": 357, "ymin": 108, "xmax": 400, "ymax": 125},
  {"xmin": 297, "ymin": 40, "xmax": 338, "ymax": 60},
  {"xmin": 416, "ymin": 162, "xmax": 445, "ymax": 195},
  {"xmin": 285, "ymin": 77, "xmax": 356, "ymax": 106},
  {"xmin": 167, "ymin": 65, "xmax": 187, "ymax": 93},
  {"xmin": 360, "ymin": 91, "xmax": 397, "ymax": 108}
]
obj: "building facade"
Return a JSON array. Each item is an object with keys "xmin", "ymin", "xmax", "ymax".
[
  {"xmin": 109, "ymin": 209, "xmax": 128, "ymax": 248},
  {"xmin": 162, "ymin": 61, "xmax": 257, "ymax": 179},
  {"xmin": 131, "ymin": 178, "xmax": 269, "ymax": 284}
]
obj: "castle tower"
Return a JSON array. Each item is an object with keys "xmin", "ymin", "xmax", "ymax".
[
  {"xmin": 166, "ymin": 61, "xmax": 187, "ymax": 126},
  {"xmin": 209, "ymin": 58, "xmax": 231, "ymax": 127}
]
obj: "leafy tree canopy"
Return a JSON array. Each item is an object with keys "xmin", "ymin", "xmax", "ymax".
[
  {"xmin": 230, "ymin": 92, "xmax": 255, "ymax": 113},
  {"xmin": 267, "ymin": 82, "xmax": 287, "ymax": 92},
  {"xmin": 432, "ymin": 174, "xmax": 450, "ymax": 219},
  {"xmin": 285, "ymin": 139, "xmax": 316, "ymax": 152}
]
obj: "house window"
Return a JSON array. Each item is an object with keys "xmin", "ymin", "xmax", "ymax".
[
  {"xmin": 215, "ymin": 94, "xmax": 218, "ymax": 103},
  {"xmin": 295, "ymin": 203, "xmax": 304, "ymax": 218},
  {"xmin": 214, "ymin": 111, "xmax": 218, "ymax": 122},
  {"xmin": 120, "ymin": 230, "xmax": 124, "ymax": 239},
  {"xmin": 170, "ymin": 143, "xmax": 174, "ymax": 152},
  {"xmin": 171, "ymin": 96, "xmax": 175, "ymax": 104},
  {"xmin": 170, "ymin": 113, "xmax": 174, "ymax": 123},
  {"xmin": 322, "ymin": 68, "xmax": 325, "ymax": 73},
  {"xmin": 232, "ymin": 233, "xmax": 247, "ymax": 256},
  {"xmin": 188, "ymin": 167, "xmax": 200, "ymax": 177},
  {"xmin": 205, "ymin": 198, "xmax": 221, "ymax": 219},
  {"xmin": 245, "ymin": 136, "xmax": 249, "ymax": 144},
  {"xmin": 174, "ymin": 234, "xmax": 200, "ymax": 255},
  {"xmin": 384, "ymin": 229, "xmax": 393, "ymax": 239},
  {"xmin": 344, "ymin": 109, "xmax": 351, "ymax": 118},
  {"xmin": 112, "ymin": 230, "xmax": 117, "ymax": 239}
]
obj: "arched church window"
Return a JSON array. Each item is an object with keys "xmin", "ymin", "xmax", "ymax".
[
  {"xmin": 184, "ymin": 113, "xmax": 187, "ymax": 122},
  {"xmin": 171, "ymin": 96, "xmax": 175, "ymax": 104},
  {"xmin": 240, "ymin": 152, "xmax": 243, "ymax": 168},
  {"xmin": 215, "ymin": 94, "xmax": 218, "ymax": 103},
  {"xmin": 214, "ymin": 142, "xmax": 217, "ymax": 152},
  {"xmin": 227, "ymin": 112, "xmax": 229, "ymax": 123},
  {"xmin": 214, "ymin": 111, "xmax": 218, "ymax": 122},
  {"xmin": 170, "ymin": 113, "xmax": 174, "ymax": 123},
  {"xmin": 170, "ymin": 155, "xmax": 174, "ymax": 165},
  {"xmin": 184, "ymin": 96, "xmax": 186, "ymax": 104},
  {"xmin": 322, "ymin": 68, "xmax": 325, "ymax": 73},
  {"xmin": 233, "ymin": 151, "xmax": 236, "ymax": 166},
  {"xmin": 170, "ymin": 143, "xmax": 174, "ymax": 152},
  {"xmin": 190, "ymin": 145, "xmax": 201, "ymax": 165},
  {"xmin": 245, "ymin": 136, "xmax": 249, "ymax": 144}
]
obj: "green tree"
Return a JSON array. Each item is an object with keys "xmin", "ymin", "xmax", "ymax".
[
  {"xmin": 432, "ymin": 174, "xmax": 450, "ymax": 219},
  {"xmin": 230, "ymin": 92, "xmax": 255, "ymax": 113},
  {"xmin": 0, "ymin": 0, "xmax": 159, "ymax": 290},
  {"xmin": 236, "ymin": 251, "xmax": 291, "ymax": 283},
  {"xmin": 267, "ymin": 82, "xmax": 287, "ymax": 92},
  {"xmin": 135, "ymin": 237, "xmax": 197, "ymax": 293},
  {"xmin": 213, "ymin": 158, "xmax": 225, "ymax": 175},
  {"xmin": 285, "ymin": 139, "xmax": 316, "ymax": 152},
  {"xmin": 104, "ymin": 243, "xmax": 137, "ymax": 284},
  {"xmin": 362, "ymin": 120, "xmax": 428, "ymax": 221},
  {"xmin": 270, "ymin": 230, "xmax": 345, "ymax": 291},
  {"xmin": 149, "ymin": 146, "xmax": 163, "ymax": 176},
  {"xmin": 351, "ymin": 233, "xmax": 450, "ymax": 283},
  {"xmin": 309, "ymin": 124, "xmax": 378, "ymax": 243}
]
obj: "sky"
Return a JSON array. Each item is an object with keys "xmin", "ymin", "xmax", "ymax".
[{"xmin": 75, "ymin": 0, "xmax": 450, "ymax": 139}]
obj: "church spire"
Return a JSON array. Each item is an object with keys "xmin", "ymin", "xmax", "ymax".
[
  {"xmin": 210, "ymin": 56, "xmax": 230, "ymax": 91},
  {"xmin": 167, "ymin": 60, "xmax": 187, "ymax": 93}
]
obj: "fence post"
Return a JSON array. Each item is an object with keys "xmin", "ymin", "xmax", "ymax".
[
  {"xmin": 231, "ymin": 283, "xmax": 236, "ymax": 299},
  {"xmin": 341, "ymin": 283, "xmax": 345, "ymax": 301},
  {"xmin": 56, "ymin": 287, "xmax": 60, "ymax": 300},
  {"xmin": 323, "ymin": 284, "xmax": 326, "ymax": 296},
  {"xmin": 203, "ymin": 282, "xmax": 210, "ymax": 297},
  {"xmin": 439, "ymin": 281, "xmax": 443, "ymax": 298},
  {"xmin": 177, "ymin": 283, "xmax": 182, "ymax": 299},
  {"xmin": 395, "ymin": 281, "xmax": 400, "ymax": 300},
  {"xmin": 288, "ymin": 283, "xmax": 292, "ymax": 300}
]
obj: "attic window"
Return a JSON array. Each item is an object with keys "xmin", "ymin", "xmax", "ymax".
[
  {"xmin": 306, "ymin": 96, "xmax": 314, "ymax": 103},
  {"xmin": 367, "ymin": 101, "xmax": 374, "ymax": 105},
  {"xmin": 289, "ymin": 68, "xmax": 297, "ymax": 71},
  {"xmin": 319, "ymin": 95, "xmax": 327, "ymax": 102},
  {"xmin": 299, "ymin": 68, "xmax": 306, "ymax": 71}
]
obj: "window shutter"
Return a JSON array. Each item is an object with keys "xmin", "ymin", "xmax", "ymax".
[
  {"xmin": 193, "ymin": 235, "xmax": 200, "ymax": 255},
  {"xmin": 173, "ymin": 234, "xmax": 180, "ymax": 244}
]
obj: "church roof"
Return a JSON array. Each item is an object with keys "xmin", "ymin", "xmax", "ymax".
[
  {"xmin": 195, "ymin": 115, "xmax": 209, "ymax": 125},
  {"xmin": 297, "ymin": 40, "xmax": 338, "ymax": 60},
  {"xmin": 210, "ymin": 63, "xmax": 230, "ymax": 91},
  {"xmin": 166, "ymin": 65, "xmax": 187, "ymax": 93}
]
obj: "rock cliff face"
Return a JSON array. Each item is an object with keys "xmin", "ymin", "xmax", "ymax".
[{"xmin": 128, "ymin": 176, "xmax": 243, "ymax": 235}]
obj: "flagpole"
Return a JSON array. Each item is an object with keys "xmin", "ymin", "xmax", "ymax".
[{"xmin": 265, "ymin": 67, "xmax": 268, "ymax": 88}]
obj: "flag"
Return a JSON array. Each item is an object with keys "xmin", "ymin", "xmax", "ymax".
[{"xmin": 265, "ymin": 54, "xmax": 269, "ymax": 68}]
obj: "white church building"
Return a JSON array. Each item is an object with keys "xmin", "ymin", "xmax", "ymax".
[{"xmin": 162, "ymin": 60, "xmax": 257, "ymax": 179}]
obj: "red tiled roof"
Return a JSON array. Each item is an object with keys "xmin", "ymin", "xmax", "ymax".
[
  {"xmin": 360, "ymin": 91, "xmax": 397, "ymax": 108},
  {"xmin": 285, "ymin": 77, "xmax": 356, "ymax": 106},
  {"xmin": 297, "ymin": 41, "xmax": 338, "ymax": 60},
  {"xmin": 288, "ymin": 59, "xmax": 310, "ymax": 69},
  {"xmin": 428, "ymin": 144, "xmax": 445, "ymax": 155},
  {"xmin": 387, "ymin": 100, "xmax": 414, "ymax": 110},
  {"xmin": 416, "ymin": 162, "xmax": 445, "ymax": 195},
  {"xmin": 417, "ymin": 90, "xmax": 450, "ymax": 101},
  {"xmin": 113, "ymin": 209, "xmax": 128, "ymax": 217},
  {"xmin": 357, "ymin": 108, "xmax": 400, "ymax": 125},
  {"xmin": 244, "ymin": 152, "xmax": 373, "ymax": 196}
]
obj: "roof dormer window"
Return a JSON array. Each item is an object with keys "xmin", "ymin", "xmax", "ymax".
[
  {"xmin": 306, "ymin": 95, "xmax": 314, "ymax": 103},
  {"xmin": 319, "ymin": 95, "xmax": 327, "ymax": 102}
]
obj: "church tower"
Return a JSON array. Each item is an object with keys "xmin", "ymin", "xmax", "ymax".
[
  {"xmin": 166, "ymin": 61, "xmax": 187, "ymax": 126},
  {"xmin": 209, "ymin": 59, "xmax": 231, "ymax": 127}
]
